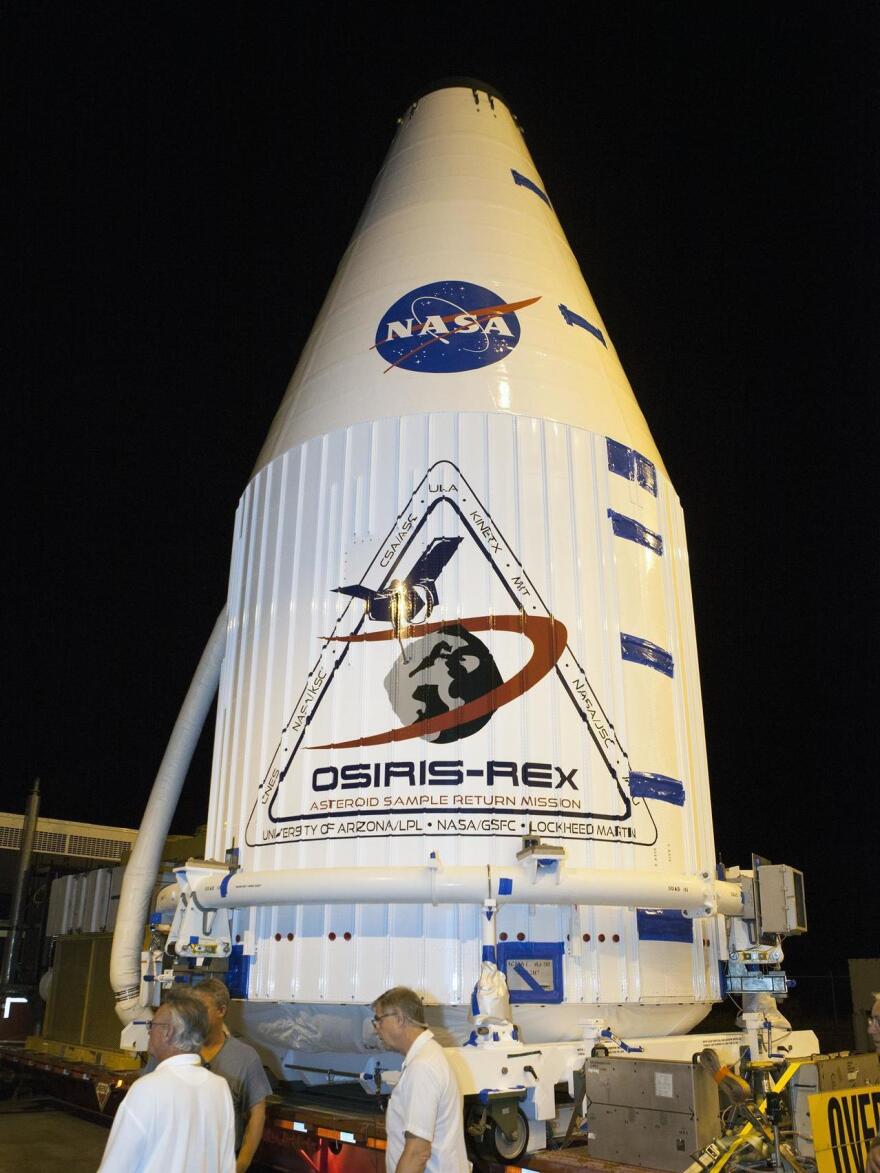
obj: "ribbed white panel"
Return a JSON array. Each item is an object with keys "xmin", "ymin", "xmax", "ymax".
[{"xmin": 205, "ymin": 411, "xmax": 718, "ymax": 1028}]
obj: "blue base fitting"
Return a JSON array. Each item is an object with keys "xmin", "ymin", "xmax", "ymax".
[
  {"xmin": 226, "ymin": 944, "xmax": 252, "ymax": 998},
  {"xmin": 478, "ymin": 1086, "xmax": 527, "ymax": 1104}
]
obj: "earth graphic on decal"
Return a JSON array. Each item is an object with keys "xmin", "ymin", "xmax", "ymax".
[{"xmin": 383, "ymin": 623, "xmax": 503, "ymax": 743}]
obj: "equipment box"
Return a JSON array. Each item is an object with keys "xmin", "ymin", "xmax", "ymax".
[{"xmin": 586, "ymin": 1055, "xmax": 720, "ymax": 1172}]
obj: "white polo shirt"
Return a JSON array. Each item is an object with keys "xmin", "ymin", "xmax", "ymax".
[
  {"xmin": 385, "ymin": 1029, "xmax": 470, "ymax": 1173},
  {"xmin": 98, "ymin": 1053, "xmax": 235, "ymax": 1173}
]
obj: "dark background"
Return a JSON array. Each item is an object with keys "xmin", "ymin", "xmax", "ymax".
[{"xmin": 6, "ymin": 4, "xmax": 876, "ymax": 972}]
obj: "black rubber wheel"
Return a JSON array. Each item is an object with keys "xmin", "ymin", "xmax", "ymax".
[
  {"xmin": 466, "ymin": 1104, "xmax": 530, "ymax": 1163},
  {"xmin": 490, "ymin": 1107, "xmax": 529, "ymax": 1161}
]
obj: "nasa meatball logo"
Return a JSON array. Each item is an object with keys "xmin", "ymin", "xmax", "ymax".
[{"xmin": 374, "ymin": 280, "xmax": 540, "ymax": 373}]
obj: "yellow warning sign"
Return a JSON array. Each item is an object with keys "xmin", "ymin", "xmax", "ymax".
[{"xmin": 809, "ymin": 1086, "xmax": 880, "ymax": 1172}]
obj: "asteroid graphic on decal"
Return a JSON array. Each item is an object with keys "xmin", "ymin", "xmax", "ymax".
[{"xmin": 384, "ymin": 622, "xmax": 503, "ymax": 743}]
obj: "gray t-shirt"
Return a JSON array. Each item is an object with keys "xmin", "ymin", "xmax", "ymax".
[{"xmin": 142, "ymin": 1036, "xmax": 272, "ymax": 1153}]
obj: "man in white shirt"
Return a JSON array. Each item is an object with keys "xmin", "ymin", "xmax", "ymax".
[
  {"xmin": 99, "ymin": 992, "xmax": 235, "ymax": 1173},
  {"xmin": 868, "ymin": 993, "xmax": 880, "ymax": 1173},
  {"xmin": 140, "ymin": 979, "xmax": 272, "ymax": 1173},
  {"xmin": 371, "ymin": 986, "xmax": 470, "ymax": 1173}
]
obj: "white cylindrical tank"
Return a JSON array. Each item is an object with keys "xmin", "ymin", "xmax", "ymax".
[{"xmin": 205, "ymin": 82, "xmax": 720, "ymax": 1049}]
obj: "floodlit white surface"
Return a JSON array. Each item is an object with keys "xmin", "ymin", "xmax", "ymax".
[
  {"xmin": 253, "ymin": 86, "xmax": 664, "ymax": 473},
  {"xmin": 205, "ymin": 84, "xmax": 719, "ymax": 1044}
]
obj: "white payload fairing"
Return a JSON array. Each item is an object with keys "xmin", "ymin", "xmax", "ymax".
[
  {"xmin": 204, "ymin": 79, "xmax": 721, "ymax": 1038},
  {"xmin": 113, "ymin": 82, "xmax": 816, "ymax": 1157}
]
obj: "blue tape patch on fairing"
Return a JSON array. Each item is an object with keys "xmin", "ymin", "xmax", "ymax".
[
  {"xmin": 606, "ymin": 438, "xmax": 658, "ymax": 496},
  {"xmin": 497, "ymin": 941, "xmax": 564, "ymax": 1004},
  {"xmin": 511, "ymin": 168, "xmax": 551, "ymax": 206},
  {"xmin": 559, "ymin": 303, "xmax": 607, "ymax": 346},
  {"xmin": 607, "ymin": 509, "xmax": 664, "ymax": 555},
  {"xmin": 219, "ymin": 871, "xmax": 233, "ymax": 898},
  {"xmin": 226, "ymin": 944, "xmax": 252, "ymax": 997},
  {"xmin": 498, "ymin": 877, "xmax": 513, "ymax": 896},
  {"xmin": 620, "ymin": 633, "xmax": 674, "ymax": 677},
  {"xmin": 629, "ymin": 771, "xmax": 686, "ymax": 806},
  {"xmin": 636, "ymin": 909, "xmax": 694, "ymax": 943}
]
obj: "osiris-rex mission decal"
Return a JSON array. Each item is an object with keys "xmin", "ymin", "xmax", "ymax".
[{"xmin": 245, "ymin": 461, "xmax": 669, "ymax": 848}]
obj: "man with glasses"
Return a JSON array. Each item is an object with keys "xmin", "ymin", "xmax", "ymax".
[
  {"xmin": 140, "ymin": 979, "xmax": 271, "ymax": 1173},
  {"xmin": 99, "ymin": 992, "xmax": 235, "ymax": 1172},
  {"xmin": 371, "ymin": 986, "xmax": 469, "ymax": 1173},
  {"xmin": 869, "ymin": 993, "xmax": 880, "ymax": 1173}
]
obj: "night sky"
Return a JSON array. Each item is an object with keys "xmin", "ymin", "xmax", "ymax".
[{"xmin": 7, "ymin": 6, "xmax": 876, "ymax": 970}]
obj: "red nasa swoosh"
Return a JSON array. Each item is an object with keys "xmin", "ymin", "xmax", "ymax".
[
  {"xmin": 376, "ymin": 296, "xmax": 542, "ymax": 372},
  {"xmin": 309, "ymin": 613, "xmax": 567, "ymax": 749}
]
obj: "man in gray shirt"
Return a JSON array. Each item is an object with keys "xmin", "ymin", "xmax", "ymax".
[{"xmin": 143, "ymin": 980, "xmax": 272, "ymax": 1173}]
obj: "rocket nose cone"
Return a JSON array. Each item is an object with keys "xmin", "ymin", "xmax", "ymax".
[
  {"xmin": 256, "ymin": 74, "xmax": 665, "ymax": 480},
  {"xmin": 404, "ymin": 77, "xmax": 510, "ymax": 113}
]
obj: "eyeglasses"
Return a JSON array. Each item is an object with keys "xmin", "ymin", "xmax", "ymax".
[
  {"xmin": 867, "ymin": 1014, "xmax": 880, "ymax": 1028},
  {"xmin": 371, "ymin": 1012, "xmax": 398, "ymax": 1028},
  {"xmin": 147, "ymin": 1019, "xmax": 171, "ymax": 1032}
]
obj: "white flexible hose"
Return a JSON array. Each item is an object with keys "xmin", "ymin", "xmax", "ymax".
[{"xmin": 110, "ymin": 608, "xmax": 227, "ymax": 1023}]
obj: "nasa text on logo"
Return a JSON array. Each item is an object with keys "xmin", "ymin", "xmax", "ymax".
[{"xmin": 374, "ymin": 280, "xmax": 540, "ymax": 373}]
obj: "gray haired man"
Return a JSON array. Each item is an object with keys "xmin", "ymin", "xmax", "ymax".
[
  {"xmin": 99, "ymin": 992, "xmax": 235, "ymax": 1173},
  {"xmin": 139, "ymin": 980, "xmax": 271, "ymax": 1173},
  {"xmin": 371, "ymin": 986, "xmax": 470, "ymax": 1173}
]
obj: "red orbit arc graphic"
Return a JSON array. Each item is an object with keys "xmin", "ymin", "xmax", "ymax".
[{"xmin": 309, "ymin": 613, "xmax": 567, "ymax": 750}]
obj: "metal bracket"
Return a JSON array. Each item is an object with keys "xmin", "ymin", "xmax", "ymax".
[
  {"xmin": 599, "ymin": 1026, "xmax": 644, "ymax": 1053},
  {"xmin": 167, "ymin": 860, "xmax": 233, "ymax": 960},
  {"xmin": 560, "ymin": 1063, "xmax": 588, "ymax": 1147},
  {"xmin": 516, "ymin": 839, "xmax": 566, "ymax": 885}
]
